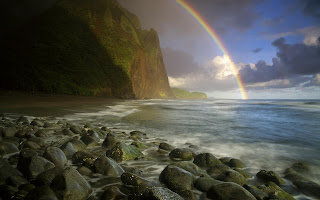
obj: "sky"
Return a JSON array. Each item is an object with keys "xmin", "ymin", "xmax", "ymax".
[{"xmin": 118, "ymin": 0, "xmax": 320, "ymax": 99}]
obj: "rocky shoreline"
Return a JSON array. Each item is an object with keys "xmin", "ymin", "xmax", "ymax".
[{"xmin": 0, "ymin": 113, "xmax": 319, "ymax": 200}]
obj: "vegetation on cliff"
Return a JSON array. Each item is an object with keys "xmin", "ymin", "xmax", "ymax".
[
  {"xmin": 172, "ymin": 88, "xmax": 208, "ymax": 99},
  {"xmin": 0, "ymin": 0, "xmax": 173, "ymax": 99}
]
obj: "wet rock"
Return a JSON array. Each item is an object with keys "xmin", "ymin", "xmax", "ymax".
[
  {"xmin": 207, "ymin": 164, "xmax": 230, "ymax": 178},
  {"xmin": 159, "ymin": 142, "xmax": 174, "ymax": 151},
  {"xmin": 169, "ymin": 148, "xmax": 194, "ymax": 161},
  {"xmin": 27, "ymin": 137, "xmax": 45, "ymax": 147},
  {"xmin": 293, "ymin": 179, "xmax": 320, "ymax": 198},
  {"xmin": 80, "ymin": 135, "xmax": 99, "ymax": 147},
  {"xmin": 159, "ymin": 165, "xmax": 195, "ymax": 199},
  {"xmin": 106, "ymin": 142, "xmax": 143, "ymax": 162},
  {"xmin": 30, "ymin": 120, "xmax": 43, "ymax": 127},
  {"xmin": 19, "ymin": 183, "xmax": 36, "ymax": 192},
  {"xmin": 18, "ymin": 116, "xmax": 29, "ymax": 123},
  {"xmin": 84, "ymin": 123, "xmax": 91, "ymax": 128},
  {"xmin": 193, "ymin": 153, "xmax": 221, "ymax": 168},
  {"xmin": 17, "ymin": 155, "xmax": 55, "ymax": 179},
  {"xmin": 256, "ymin": 170, "xmax": 285, "ymax": 185},
  {"xmin": 0, "ymin": 158, "xmax": 23, "ymax": 184},
  {"xmin": 25, "ymin": 185, "xmax": 58, "ymax": 200},
  {"xmin": 43, "ymin": 122, "xmax": 54, "ymax": 128},
  {"xmin": 72, "ymin": 151, "xmax": 97, "ymax": 167},
  {"xmin": 258, "ymin": 181, "xmax": 295, "ymax": 200},
  {"xmin": 0, "ymin": 141, "xmax": 19, "ymax": 154},
  {"xmin": 228, "ymin": 158, "xmax": 245, "ymax": 168},
  {"xmin": 0, "ymin": 184, "xmax": 19, "ymax": 199},
  {"xmin": 219, "ymin": 157, "xmax": 232, "ymax": 164},
  {"xmin": 35, "ymin": 167, "xmax": 64, "ymax": 186},
  {"xmin": 35, "ymin": 130, "xmax": 47, "ymax": 137},
  {"xmin": 87, "ymin": 130, "xmax": 101, "ymax": 142},
  {"xmin": 70, "ymin": 126, "xmax": 82, "ymax": 135},
  {"xmin": 62, "ymin": 129, "xmax": 74, "ymax": 136},
  {"xmin": 77, "ymin": 166, "xmax": 92, "ymax": 176},
  {"xmin": 20, "ymin": 141, "xmax": 41, "ymax": 150},
  {"xmin": 131, "ymin": 141, "xmax": 147, "ymax": 149},
  {"xmin": 291, "ymin": 162, "xmax": 311, "ymax": 173},
  {"xmin": 217, "ymin": 169, "xmax": 247, "ymax": 186},
  {"xmin": 102, "ymin": 133, "xmax": 118, "ymax": 149},
  {"xmin": 43, "ymin": 147, "xmax": 67, "ymax": 168},
  {"xmin": 100, "ymin": 186, "xmax": 127, "ymax": 200},
  {"xmin": 15, "ymin": 130, "xmax": 27, "ymax": 138},
  {"xmin": 93, "ymin": 157, "xmax": 124, "ymax": 177},
  {"xmin": 60, "ymin": 142, "xmax": 76, "ymax": 159},
  {"xmin": 207, "ymin": 182, "xmax": 256, "ymax": 200},
  {"xmin": 12, "ymin": 189, "xmax": 29, "ymax": 200},
  {"xmin": 2, "ymin": 127, "xmax": 17, "ymax": 137},
  {"xmin": 284, "ymin": 168, "xmax": 307, "ymax": 182},
  {"xmin": 51, "ymin": 167, "xmax": 92, "ymax": 200},
  {"xmin": 194, "ymin": 177, "xmax": 223, "ymax": 192},
  {"xmin": 68, "ymin": 138, "xmax": 87, "ymax": 152},
  {"xmin": 141, "ymin": 187, "xmax": 184, "ymax": 200},
  {"xmin": 234, "ymin": 168, "xmax": 253, "ymax": 178},
  {"xmin": 130, "ymin": 131, "xmax": 146, "ymax": 140},
  {"xmin": 6, "ymin": 175, "xmax": 29, "ymax": 187},
  {"xmin": 171, "ymin": 161, "xmax": 209, "ymax": 177},
  {"xmin": 244, "ymin": 184, "xmax": 268, "ymax": 200}
]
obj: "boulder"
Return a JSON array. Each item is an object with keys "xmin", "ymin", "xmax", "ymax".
[
  {"xmin": 207, "ymin": 164, "xmax": 230, "ymax": 178},
  {"xmin": 70, "ymin": 126, "xmax": 82, "ymax": 135},
  {"xmin": 43, "ymin": 147, "xmax": 67, "ymax": 168},
  {"xmin": 0, "ymin": 141, "xmax": 19, "ymax": 155},
  {"xmin": 217, "ymin": 169, "xmax": 247, "ymax": 186},
  {"xmin": 207, "ymin": 182, "xmax": 256, "ymax": 200},
  {"xmin": 2, "ymin": 127, "xmax": 18, "ymax": 137},
  {"xmin": 193, "ymin": 153, "xmax": 221, "ymax": 168},
  {"xmin": 0, "ymin": 158, "xmax": 22, "ymax": 184},
  {"xmin": 30, "ymin": 120, "xmax": 44, "ymax": 127},
  {"xmin": 35, "ymin": 130, "xmax": 47, "ymax": 137},
  {"xmin": 106, "ymin": 142, "xmax": 143, "ymax": 162},
  {"xmin": 80, "ymin": 135, "xmax": 99, "ymax": 147},
  {"xmin": 62, "ymin": 129, "xmax": 74, "ymax": 136},
  {"xmin": 27, "ymin": 137, "xmax": 46, "ymax": 147},
  {"xmin": 68, "ymin": 139, "xmax": 87, "ymax": 152},
  {"xmin": 35, "ymin": 167, "xmax": 64, "ymax": 186},
  {"xmin": 51, "ymin": 167, "xmax": 92, "ymax": 200},
  {"xmin": 102, "ymin": 133, "xmax": 118, "ymax": 149},
  {"xmin": 159, "ymin": 142, "xmax": 175, "ymax": 151},
  {"xmin": 194, "ymin": 177, "xmax": 223, "ymax": 192},
  {"xmin": 100, "ymin": 186, "xmax": 127, "ymax": 200},
  {"xmin": 234, "ymin": 168, "xmax": 252, "ymax": 178},
  {"xmin": 256, "ymin": 170, "xmax": 285, "ymax": 185},
  {"xmin": 169, "ymin": 148, "xmax": 194, "ymax": 161},
  {"xmin": 6, "ymin": 175, "xmax": 29, "ymax": 187},
  {"xmin": 77, "ymin": 166, "xmax": 92, "ymax": 176},
  {"xmin": 171, "ymin": 161, "xmax": 210, "ymax": 177},
  {"xmin": 291, "ymin": 162, "xmax": 311, "ymax": 173},
  {"xmin": 60, "ymin": 142, "xmax": 76, "ymax": 159},
  {"xmin": 18, "ymin": 116, "xmax": 29, "ymax": 123},
  {"xmin": 20, "ymin": 141, "xmax": 41, "ymax": 150},
  {"xmin": 72, "ymin": 151, "xmax": 97, "ymax": 167},
  {"xmin": 25, "ymin": 185, "xmax": 58, "ymax": 200},
  {"xmin": 141, "ymin": 187, "xmax": 184, "ymax": 200},
  {"xmin": 228, "ymin": 158, "xmax": 245, "ymax": 168},
  {"xmin": 17, "ymin": 155, "xmax": 55, "ymax": 179},
  {"xmin": 243, "ymin": 184, "xmax": 268, "ymax": 200},
  {"xmin": 258, "ymin": 181, "xmax": 295, "ymax": 200},
  {"xmin": 0, "ymin": 184, "xmax": 19, "ymax": 199},
  {"xmin": 93, "ymin": 157, "xmax": 124, "ymax": 177},
  {"xmin": 293, "ymin": 179, "xmax": 320, "ymax": 198},
  {"xmin": 159, "ymin": 165, "xmax": 195, "ymax": 199}
]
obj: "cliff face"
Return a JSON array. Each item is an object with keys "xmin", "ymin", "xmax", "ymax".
[{"xmin": 0, "ymin": 0, "xmax": 174, "ymax": 99}]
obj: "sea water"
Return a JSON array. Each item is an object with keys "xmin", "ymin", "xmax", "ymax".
[{"xmin": 61, "ymin": 99, "xmax": 320, "ymax": 177}]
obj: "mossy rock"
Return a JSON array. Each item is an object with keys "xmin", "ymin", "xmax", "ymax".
[
  {"xmin": 258, "ymin": 181, "xmax": 295, "ymax": 200},
  {"xmin": 106, "ymin": 142, "xmax": 143, "ymax": 162}
]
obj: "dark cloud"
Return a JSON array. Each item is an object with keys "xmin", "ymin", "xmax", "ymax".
[
  {"xmin": 261, "ymin": 17, "xmax": 285, "ymax": 27},
  {"xmin": 162, "ymin": 48, "xmax": 202, "ymax": 78},
  {"xmin": 0, "ymin": 0, "xmax": 58, "ymax": 35},
  {"xmin": 302, "ymin": 0, "xmax": 320, "ymax": 19},
  {"xmin": 252, "ymin": 48, "xmax": 263, "ymax": 53},
  {"xmin": 239, "ymin": 37, "xmax": 320, "ymax": 86}
]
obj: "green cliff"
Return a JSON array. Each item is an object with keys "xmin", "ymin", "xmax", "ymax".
[
  {"xmin": 172, "ymin": 88, "xmax": 208, "ymax": 99},
  {"xmin": 0, "ymin": 0, "xmax": 174, "ymax": 99}
]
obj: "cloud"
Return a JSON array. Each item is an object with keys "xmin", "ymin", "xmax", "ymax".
[
  {"xmin": 252, "ymin": 48, "xmax": 263, "ymax": 53},
  {"xmin": 261, "ymin": 17, "xmax": 285, "ymax": 27},
  {"xmin": 302, "ymin": 0, "xmax": 320, "ymax": 19}
]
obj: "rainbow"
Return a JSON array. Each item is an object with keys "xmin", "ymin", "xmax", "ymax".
[{"xmin": 176, "ymin": 0, "xmax": 248, "ymax": 100}]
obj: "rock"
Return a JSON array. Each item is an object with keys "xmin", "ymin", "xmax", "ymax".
[
  {"xmin": 17, "ymin": 155, "xmax": 55, "ymax": 179},
  {"xmin": 228, "ymin": 158, "xmax": 245, "ymax": 168},
  {"xmin": 68, "ymin": 139, "xmax": 87, "ymax": 152},
  {"xmin": 219, "ymin": 157, "xmax": 232, "ymax": 164},
  {"xmin": 106, "ymin": 142, "xmax": 143, "ymax": 162},
  {"xmin": 2, "ymin": 127, "xmax": 17, "ymax": 137},
  {"xmin": 171, "ymin": 161, "xmax": 210, "ymax": 177},
  {"xmin": 130, "ymin": 131, "xmax": 146, "ymax": 139},
  {"xmin": 217, "ymin": 169, "xmax": 247, "ymax": 186},
  {"xmin": 6, "ymin": 175, "xmax": 29, "ymax": 187},
  {"xmin": 30, "ymin": 120, "xmax": 43, "ymax": 127},
  {"xmin": 84, "ymin": 123, "xmax": 91, "ymax": 128},
  {"xmin": 27, "ymin": 137, "xmax": 46, "ymax": 147},
  {"xmin": 44, "ymin": 122, "xmax": 54, "ymax": 128},
  {"xmin": 293, "ymin": 179, "xmax": 320, "ymax": 198},
  {"xmin": 0, "ymin": 141, "xmax": 19, "ymax": 155},
  {"xmin": 25, "ymin": 185, "xmax": 58, "ymax": 200},
  {"xmin": 256, "ymin": 170, "xmax": 285, "ymax": 185},
  {"xmin": 194, "ymin": 177, "xmax": 223, "ymax": 192},
  {"xmin": 141, "ymin": 187, "xmax": 184, "ymax": 200},
  {"xmin": 243, "ymin": 184, "xmax": 268, "ymax": 200},
  {"xmin": 87, "ymin": 130, "xmax": 100, "ymax": 142},
  {"xmin": 0, "ymin": 184, "xmax": 19, "ymax": 199},
  {"xmin": 159, "ymin": 142, "xmax": 174, "ymax": 151},
  {"xmin": 60, "ymin": 142, "xmax": 76, "ymax": 159},
  {"xmin": 51, "ymin": 167, "xmax": 92, "ymax": 200},
  {"xmin": 193, "ymin": 153, "xmax": 221, "ymax": 168},
  {"xmin": 207, "ymin": 164, "xmax": 230, "ymax": 178},
  {"xmin": 159, "ymin": 165, "xmax": 195, "ymax": 199},
  {"xmin": 19, "ymin": 183, "xmax": 36, "ymax": 192},
  {"xmin": 35, "ymin": 130, "xmax": 47, "ymax": 137},
  {"xmin": 284, "ymin": 168, "xmax": 307, "ymax": 182},
  {"xmin": 207, "ymin": 182, "xmax": 257, "ymax": 200},
  {"xmin": 291, "ymin": 162, "xmax": 311, "ymax": 173},
  {"xmin": 18, "ymin": 116, "xmax": 29, "ymax": 123},
  {"xmin": 102, "ymin": 133, "xmax": 118, "ymax": 149},
  {"xmin": 70, "ymin": 126, "xmax": 82, "ymax": 135},
  {"xmin": 12, "ymin": 189, "xmax": 29, "ymax": 200},
  {"xmin": 80, "ymin": 135, "xmax": 99, "ymax": 147},
  {"xmin": 20, "ymin": 141, "xmax": 41, "ymax": 150},
  {"xmin": 72, "ymin": 151, "xmax": 97, "ymax": 167},
  {"xmin": 100, "ymin": 186, "xmax": 127, "ymax": 200},
  {"xmin": 93, "ymin": 157, "xmax": 124, "ymax": 177},
  {"xmin": 15, "ymin": 130, "xmax": 27, "ymax": 138},
  {"xmin": 0, "ymin": 158, "xmax": 22, "ymax": 184},
  {"xmin": 258, "ymin": 182, "xmax": 295, "ymax": 200},
  {"xmin": 234, "ymin": 168, "xmax": 253, "ymax": 178},
  {"xmin": 77, "ymin": 166, "xmax": 92, "ymax": 176},
  {"xmin": 62, "ymin": 129, "xmax": 74, "ymax": 136},
  {"xmin": 43, "ymin": 147, "xmax": 67, "ymax": 168},
  {"xmin": 131, "ymin": 141, "xmax": 147, "ymax": 149},
  {"xmin": 169, "ymin": 148, "xmax": 194, "ymax": 161},
  {"xmin": 35, "ymin": 167, "xmax": 64, "ymax": 186}
]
